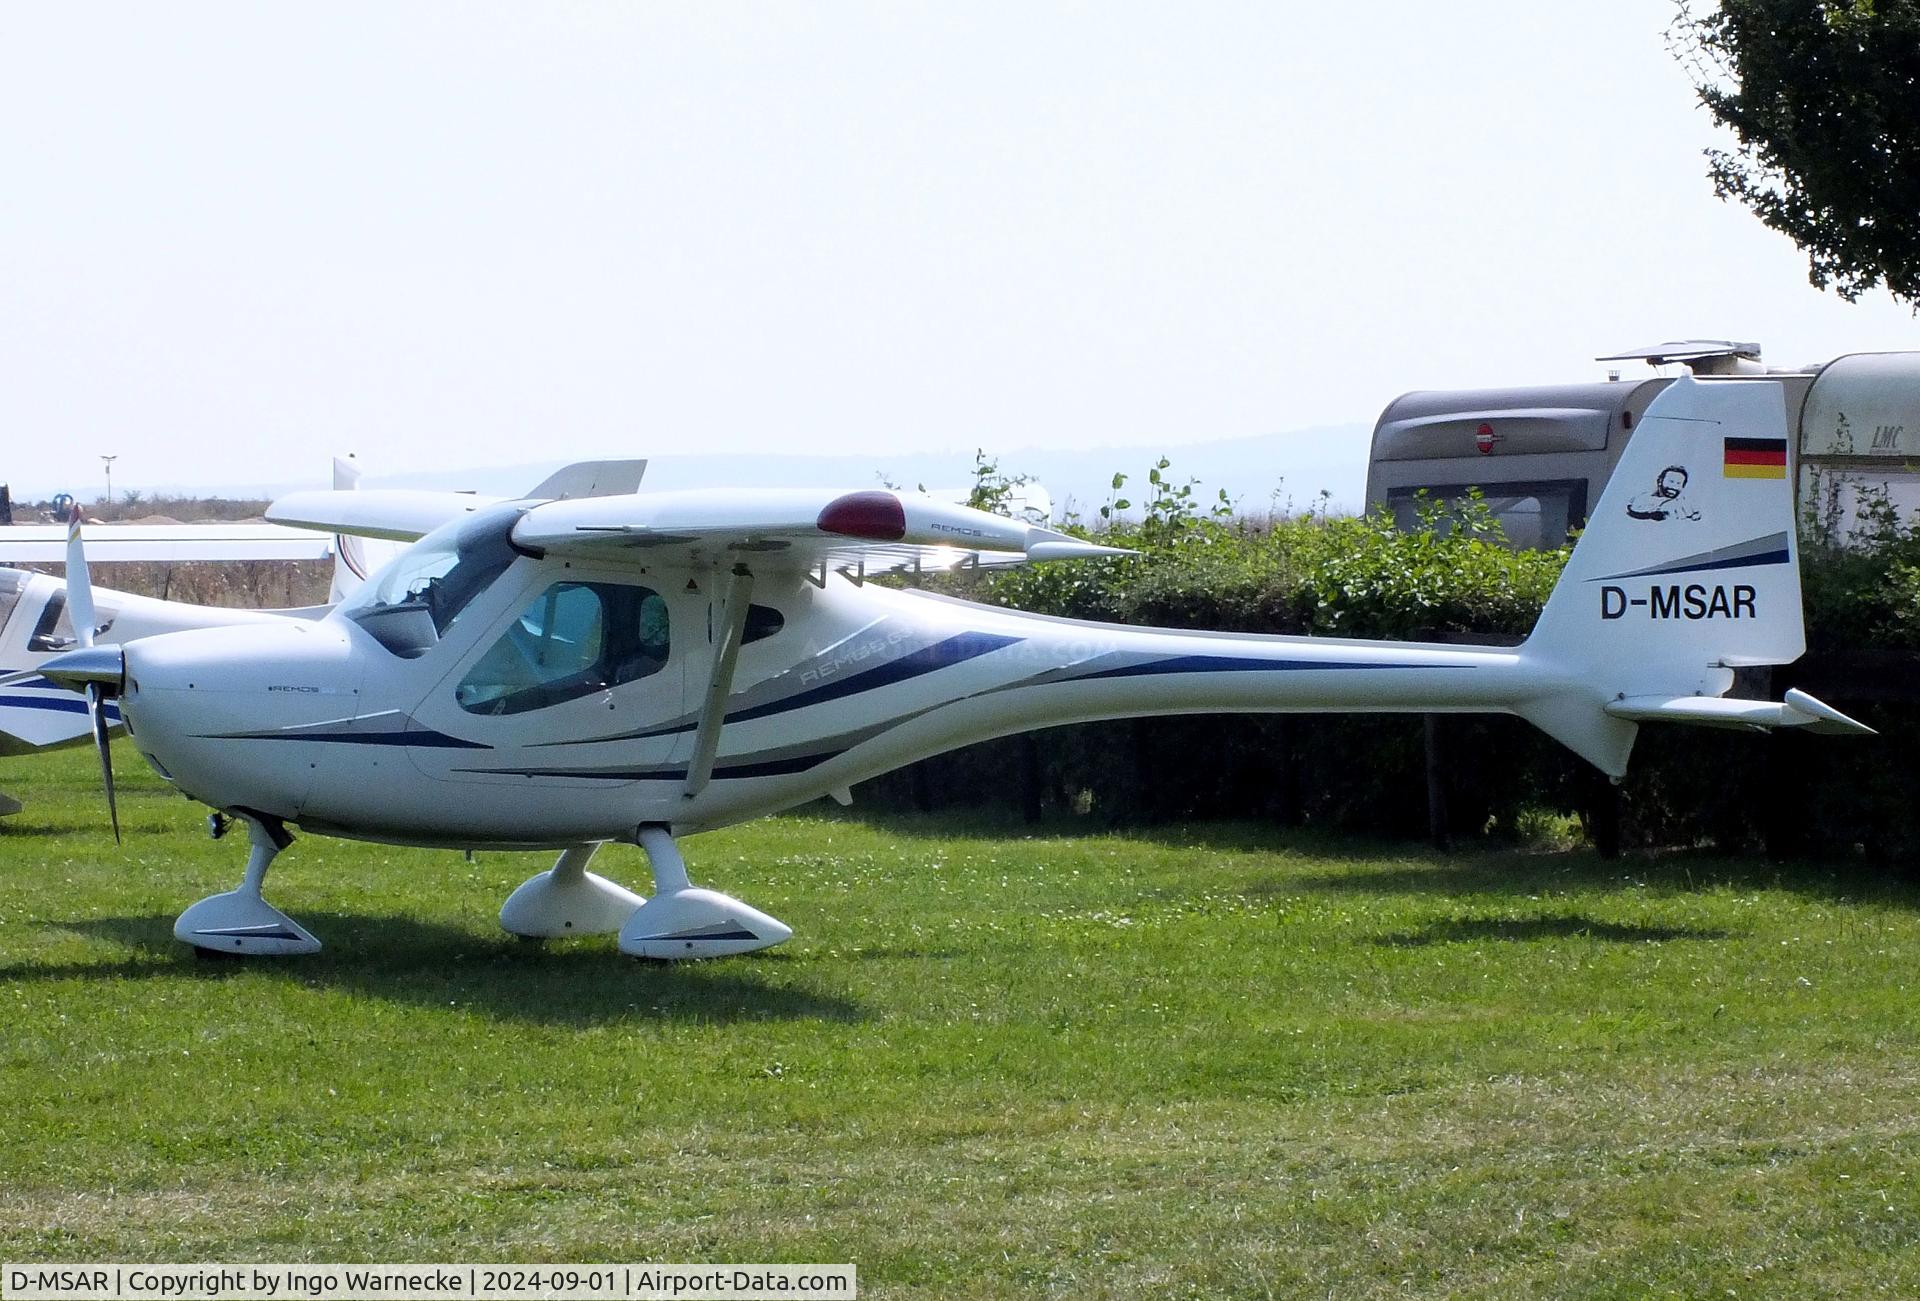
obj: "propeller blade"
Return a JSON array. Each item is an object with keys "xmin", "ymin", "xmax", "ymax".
[
  {"xmin": 40, "ymin": 642, "xmax": 127, "ymax": 847},
  {"xmin": 85, "ymin": 682, "xmax": 120, "ymax": 845},
  {"xmin": 64, "ymin": 503, "xmax": 97, "ymax": 650}
]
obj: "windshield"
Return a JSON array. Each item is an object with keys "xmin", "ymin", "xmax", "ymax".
[{"xmin": 343, "ymin": 505, "xmax": 525, "ymax": 654}]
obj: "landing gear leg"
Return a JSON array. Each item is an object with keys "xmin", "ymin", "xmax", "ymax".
[
  {"xmin": 174, "ymin": 814, "xmax": 321, "ymax": 955},
  {"xmin": 617, "ymin": 825, "xmax": 793, "ymax": 960},
  {"xmin": 499, "ymin": 843, "xmax": 646, "ymax": 938}
]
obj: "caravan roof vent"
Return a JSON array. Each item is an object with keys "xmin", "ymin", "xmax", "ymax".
[{"xmin": 1596, "ymin": 340, "xmax": 1763, "ymax": 375}]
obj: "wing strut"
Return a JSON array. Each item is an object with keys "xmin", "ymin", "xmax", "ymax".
[{"xmin": 684, "ymin": 564, "xmax": 754, "ymax": 799}]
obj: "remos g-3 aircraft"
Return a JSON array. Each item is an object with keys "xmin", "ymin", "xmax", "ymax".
[{"xmin": 42, "ymin": 379, "xmax": 1871, "ymax": 960}]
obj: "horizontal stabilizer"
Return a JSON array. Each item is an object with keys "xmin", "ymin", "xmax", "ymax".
[{"xmin": 1605, "ymin": 689, "xmax": 1874, "ymax": 736}]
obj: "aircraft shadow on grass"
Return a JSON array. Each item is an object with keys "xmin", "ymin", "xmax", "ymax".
[
  {"xmin": 827, "ymin": 809, "xmax": 1920, "ymax": 916},
  {"xmin": 1373, "ymin": 915, "xmax": 1732, "ymax": 947},
  {"xmin": 1, "ymin": 913, "xmax": 865, "ymax": 1028},
  {"xmin": 1283, "ymin": 846, "xmax": 1920, "ymax": 911},
  {"xmin": 828, "ymin": 809, "xmax": 1417, "ymax": 864},
  {"xmin": 0, "ymin": 812, "xmax": 175, "ymax": 841}
]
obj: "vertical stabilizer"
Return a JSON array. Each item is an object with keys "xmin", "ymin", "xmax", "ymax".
[
  {"xmin": 327, "ymin": 456, "xmax": 370, "ymax": 604},
  {"xmin": 1518, "ymin": 377, "xmax": 1805, "ymax": 772}
]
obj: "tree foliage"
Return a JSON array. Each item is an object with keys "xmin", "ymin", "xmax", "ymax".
[{"xmin": 1671, "ymin": 0, "xmax": 1920, "ymax": 304}]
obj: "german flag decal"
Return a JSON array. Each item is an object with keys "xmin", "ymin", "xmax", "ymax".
[{"xmin": 1724, "ymin": 436, "xmax": 1788, "ymax": 479}]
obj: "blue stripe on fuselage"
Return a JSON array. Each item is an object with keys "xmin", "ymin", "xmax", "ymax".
[
  {"xmin": 455, "ymin": 749, "xmax": 846, "ymax": 783},
  {"xmin": 1072, "ymin": 656, "xmax": 1469, "ymax": 681},
  {"xmin": 197, "ymin": 727, "xmax": 490, "ymax": 749},
  {"xmin": 724, "ymin": 631, "xmax": 1024, "ymax": 725}
]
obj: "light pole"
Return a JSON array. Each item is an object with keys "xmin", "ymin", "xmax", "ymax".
[{"xmin": 100, "ymin": 455, "xmax": 118, "ymax": 508}]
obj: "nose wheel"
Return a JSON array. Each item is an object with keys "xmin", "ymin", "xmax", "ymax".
[
  {"xmin": 174, "ymin": 814, "xmax": 321, "ymax": 956},
  {"xmin": 499, "ymin": 843, "xmax": 647, "ymax": 938}
]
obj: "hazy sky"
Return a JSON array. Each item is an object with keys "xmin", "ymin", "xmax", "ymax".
[{"xmin": 1, "ymin": 1, "xmax": 1914, "ymax": 500}]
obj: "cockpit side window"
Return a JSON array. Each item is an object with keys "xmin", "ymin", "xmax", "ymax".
[
  {"xmin": 743, "ymin": 603, "xmax": 785, "ymax": 644},
  {"xmin": 25, "ymin": 590, "xmax": 115, "ymax": 653},
  {"xmin": 457, "ymin": 581, "xmax": 670, "ymax": 716},
  {"xmin": 344, "ymin": 507, "xmax": 524, "ymax": 657},
  {"xmin": 0, "ymin": 569, "xmax": 24, "ymax": 637},
  {"xmin": 27, "ymin": 591, "xmax": 68, "ymax": 653}
]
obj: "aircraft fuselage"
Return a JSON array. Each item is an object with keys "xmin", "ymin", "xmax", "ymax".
[{"xmin": 113, "ymin": 548, "xmax": 1616, "ymax": 849}]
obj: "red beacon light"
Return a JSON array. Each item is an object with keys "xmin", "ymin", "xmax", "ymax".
[{"xmin": 817, "ymin": 491, "xmax": 908, "ymax": 541}]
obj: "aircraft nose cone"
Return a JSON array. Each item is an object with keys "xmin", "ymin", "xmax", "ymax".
[
  {"xmin": 112, "ymin": 620, "xmax": 365, "ymax": 821},
  {"xmin": 39, "ymin": 645, "xmax": 126, "ymax": 693}
]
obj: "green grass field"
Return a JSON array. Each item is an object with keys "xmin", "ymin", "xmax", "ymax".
[{"xmin": 5, "ymin": 744, "xmax": 1920, "ymax": 1297}]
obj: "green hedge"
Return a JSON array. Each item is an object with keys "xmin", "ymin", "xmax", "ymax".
[{"xmin": 860, "ymin": 474, "xmax": 1920, "ymax": 860}]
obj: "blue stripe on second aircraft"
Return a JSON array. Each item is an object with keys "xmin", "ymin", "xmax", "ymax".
[{"xmin": 0, "ymin": 692, "xmax": 122, "ymax": 721}]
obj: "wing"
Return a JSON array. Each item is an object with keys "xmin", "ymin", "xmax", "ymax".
[
  {"xmin": 0, "ymin": 523, "xmax": 334, "ymax": 563},
  {"xmin": 508, "ymin": 488, "xmax": 1130, "ymax": 576},
  {"xmin": 267, "ymin": 489, "xmax": 504, "ymax": 543},
  {"xmin": 268, "ymin": 458, "xmax": 650, "ymax": 544}
]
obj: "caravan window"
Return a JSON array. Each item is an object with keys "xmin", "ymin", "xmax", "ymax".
[{"xmin": 1386, "ymin": 480, "xmax": 1587, "ymax": 549}]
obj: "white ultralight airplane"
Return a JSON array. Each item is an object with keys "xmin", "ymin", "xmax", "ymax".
[
  {"xmin": 0, "ymin": 460, "xmax": 641, "ymax": 816},
  {"xmin": 40, "ymin": 378, "xmax": 1872, "ymax": 959}
]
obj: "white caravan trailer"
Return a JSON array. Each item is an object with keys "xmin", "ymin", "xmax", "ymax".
[{"xmin": 1363, "ymin": 341, "xmax": 1920, "ymax": 548}]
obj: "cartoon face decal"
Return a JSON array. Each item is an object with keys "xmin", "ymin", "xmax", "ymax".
[{"xmin": 1626, "ymin": 464, "xmax": 1700, "ymax": 523}]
